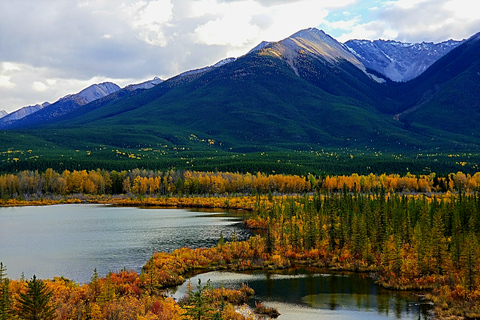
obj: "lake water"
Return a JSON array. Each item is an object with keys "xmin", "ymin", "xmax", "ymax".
[
  {"xmin": 171, "ymin": 270, "xmax": 431, "ymax": 320},
  {"xmin": 0, "ymin": 204, "xmax": 432, "ymax": 319},
  {"xmin": 0, "ymin": 204, "xmax": 250, "ymax": 283}
]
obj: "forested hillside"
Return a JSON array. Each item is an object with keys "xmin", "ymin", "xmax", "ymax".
[{"xmin": 1, "ymin": 29, "xmax": 479, "ymax": 176}]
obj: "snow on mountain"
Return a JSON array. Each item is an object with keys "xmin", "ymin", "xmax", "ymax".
[
  {"xmin": 0, "ymin": 110, "xmax": 7, "ymax": 119},
  {"xmin": 0, "ymin": 83, "xmax": 120, "ymax": 129},
  {"xmin": 0, "ymin": 102, "xmax": 50, "ymax": 122},
  {"xmin": 213, "ymin": 57, "xmax": 236, "ymax": 67},
  {"xmin": 60, "ymin": 82, "xmax": 121, "ymax": 105},
  {"xmin": 344, "ymin": 38, "xmax": 463, "ymax": 82},
  {"xmin": 176, "ymin": 57, "xmax": 237, "ymax": 79},
  {"xmin": 257, "ymin": 28, "xmax": 384, "ymax": 82},
  {"xmin": 248, "ymin": 41, "xmax": 270, "ymax": 53},
  {"xmin": 125, "ymin": 77, "xmax": 163, "ymax": 91}
]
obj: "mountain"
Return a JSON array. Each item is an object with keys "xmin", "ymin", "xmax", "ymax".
[
  {"xmin": 124, "ymin": 77, "xmax": 163, "ymax": 91},
  {"xmin": 345, "ymin": 38, "xmax": 463, "ymax": 82},
  {"xmin": 2, "ymin": 28, "xmax": 480, "ymax": 168},
  {"xmin": 17, "ymin": 28, "xmax": 414, "ymax": 150},
  {"xmin": 0, "ymin": 102, "xmax": 50, "ymax": 127},
  {"xmin": 2, "ymin": 82, "xmax": 120, "ymax": 129},
  {"xmin": 396, "ymin": 32, "xmax": 480, "ymax": 137},
  {"xmin": 0, "ymin": 110, "xmax": 8, "ymax": 118}
]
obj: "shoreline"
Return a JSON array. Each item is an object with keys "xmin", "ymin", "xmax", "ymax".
[{"xmin": 1, "ymin": 195, "xmax": 476, "ymax": 319}]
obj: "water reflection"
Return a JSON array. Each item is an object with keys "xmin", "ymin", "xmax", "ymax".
[
  {"xmin": 0, "ymin": 205, "xmax": 251, "ymax": 283},
  {"xmin": 171, "ymin": 269, "xmax": 431, "ymax": 320}
]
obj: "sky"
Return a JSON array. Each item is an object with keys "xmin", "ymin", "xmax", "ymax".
[{"xmin": 1, "ymin": 0, "xmax": 479, "ymax": 113}]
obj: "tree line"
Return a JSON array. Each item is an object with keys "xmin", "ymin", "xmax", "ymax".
[
  {"xmin": 1, "ymin": 191, "xmax": 480, "ymax": 318},
  {"xmin": 244, "ymin": 191, "xmax": 480, "ymax": 317},
  {"xmin": 1, "ymin": 168, "xmax": 479, "ymax": 199}
]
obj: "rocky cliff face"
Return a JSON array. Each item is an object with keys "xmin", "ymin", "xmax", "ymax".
[{"xmin": 344, "ymin": 39, "xmax": 463, "ymax": 82}]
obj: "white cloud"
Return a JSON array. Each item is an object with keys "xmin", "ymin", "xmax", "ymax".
[
  {"xmin": 33, "ymin": 81, "xmax": 48, "ymax": 92},
  {"xmin": 0, "ymin": 0, "xmax": 479, "ymax": 113},
  {"xmin": 124, "ymin": 0, "xmax": 174, "ymax": 46},
  {"xmin": 0, "ymin": 76, "xmax": 15, "ymax": 89},
  {"xmin": 2, "ymin": 62, "xmax": 20, "ymax": 72},
  {"xmin": 194, "ymin": 1, "xmax": 262, "ymax": 46},
  {"xmin": 375, "ymin": 0, "xmax": 480, "ymax": 42},
  {"xmin": 389, "ymin": 0, "xmax": 430, "ymax": 9}
]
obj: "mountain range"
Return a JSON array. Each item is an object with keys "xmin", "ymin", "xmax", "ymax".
[{"xmin": 1, "ymin": 28, "xmax": 479, "ymax": 172}]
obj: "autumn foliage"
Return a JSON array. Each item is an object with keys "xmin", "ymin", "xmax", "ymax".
[
  {"xmin": 1, "ymin": 169, "xmax": 480, "ymax": 201},
  {"xmin": 2, "ymin": 169, "xmax": 480, "ymax": 318}
]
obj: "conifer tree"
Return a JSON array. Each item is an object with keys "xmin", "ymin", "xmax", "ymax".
[
  {"xmin": 0, "ymin": 263, "xmax": 5, "ymax": 283},
  {"xmin": 461, "ymin": 233, "xmax": 480, "ymax": 291},
  {"xmin": 89, "ymin": 268, "xmax": 100, "ymax": 301},
  {"xmin": 185, "ymin": 279, "xmax": 214, "ymax": 320},
  {"xmin": 430, "ymin": 210, "xmax": 448, "ymax": 274},
  {"xmin": 0, "ymin": 263, "xmax": 13, "ymax": 320},
  {"xmin": 18, "ymin": 275, "xmax": 56, "ymax": 320},
  {"xmin": 0, "ymin": 279, "xmax": 13, "ymax": 320}
]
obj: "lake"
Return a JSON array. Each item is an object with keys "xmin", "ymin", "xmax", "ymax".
[
  {"xmin": 0, "ymin": 204, "xmax": 432, "ymax": 319},
  {"xmin": 0, "ymin": 204, "xmax": 251, "ymax": 283},
  {"xmin": 171, "ymin": 270, "xmax": 431, "ymax": 320}
]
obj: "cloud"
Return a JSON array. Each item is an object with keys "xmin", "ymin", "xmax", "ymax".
[
  {"xmin": 33, "ymin": 81, "xmax": 48, "ymax": 92},
  {"xmin": 339, "ymin": 0, "xmax": 480, "ymax": 42},
  {"xmin": 0, "ymin": 76, "xmax": 15, "ymax": 89},
  {"xmin": 124, "ymin": 0, "xmax": 174, "ymax": 46},
  {"xmin": 0, "ymin": 0, "xmax": 479, "ymax": 113},
  {"xmin": 193, "ymin": 1, "xmax": 262, "ymax": 46}
]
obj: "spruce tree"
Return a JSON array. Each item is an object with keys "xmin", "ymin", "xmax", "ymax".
[
  {"xmin": 18, "ymin": 275, "xmax": 56, "ymax": 320},
  {"xmin": 0, "ymin": 263, "xmax": 13, "ymax": 320},
  {"xmin": 0, "ymin": 263, "xmax": 5, "ymax": 282},
  {"xmin": 0, "ymin": 279, "xmax": 13, "ymax": 320},
  {"xmin": 185, "ymin": 279, "xmax": 214, "ymax": 320}
]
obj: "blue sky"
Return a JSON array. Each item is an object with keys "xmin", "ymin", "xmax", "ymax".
[{"xmin": 1, "ymin": 0, "xmax": 479, "ymax": 113}]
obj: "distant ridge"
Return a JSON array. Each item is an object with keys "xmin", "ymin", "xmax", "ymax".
[
  {"xmin": 345, "ymin": 38, "xmax": 463, "ymax": 82},
  {"xmin": 0, "ymin": 102, "xmax": 50, "ymax": 127},
  {"xmin": 1, "ymin": 28, "xmax": 479, "ymax": 156},
  {"xmin": 1, "ymin": 82, "xmax": 121, "ymax": 129}
]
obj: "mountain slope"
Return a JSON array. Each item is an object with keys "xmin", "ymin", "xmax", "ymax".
[
  {"xmin": 36, "ymin": 30, "xmax": 423, "ymax": 151},
  {"xmin": 0, "ymin": 102, "xmax": 50, "ymax": 127},
  {"xmin": 3, "ymin": 28, "xmax": 480, "ymax": 157},
  {"xmin": 345, "ymin": 38, "xmax": 462, "ymax": 82},
  {"xmin": 3, "ymin": 82, "xmax": 120, "ymax": 129},
  {"xmin": 399, "ymin": 32, "xmax": 480, "ymax": 137}
]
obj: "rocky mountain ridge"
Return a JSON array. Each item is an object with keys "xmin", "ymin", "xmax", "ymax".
[
  {"xmin": 344, "ymin": 38, "xmax": 463, "ymax": 81},
  {"xmin": 3, "ymin": 29, "xmax": 461, "ymax": 127},
  {"xmin": 0, "ymin": 83, "xmax": 120, "ymax": 129}
]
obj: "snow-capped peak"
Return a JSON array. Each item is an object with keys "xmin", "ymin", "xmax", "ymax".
[
  {"xmin": 125, "ymin": 77, "xmax": 163, "ymax": 91},
  {"xmin": 76, "ymin": 82, "xmax": 121, "ymax": 104},
  {"xmin": 344, "ymin": 38, "xmax": 464, "ymax": 82}
]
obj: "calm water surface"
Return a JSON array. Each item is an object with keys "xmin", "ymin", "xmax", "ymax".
[
  {"xmin": 0, "ymin": 204, "xmax": 250, "ymax": 283},
  {"xmin": 0, "ymin": 204, "xmax": 432, "ymax": 319},
  {"xmin": 171, "ymin": 270, "xmax": 431, "ymax": 320}
]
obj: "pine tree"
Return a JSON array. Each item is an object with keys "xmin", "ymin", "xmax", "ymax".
[
  {"xmin": 185, "ymin": 279, "xmax": 214, "ymax": 320},
  {"xmin": 430, "ymin": 210, "xmax": 448, "ymax": 275},
  {"xmin": 0, "ymin": 263, "xmax": 5, "ymax": 282},
  {"xmin": 0, "ymin": 279, "xmax": 13, "ymax": 320},
  {"xmin": 218, "ymin": 231, "xmax": 225, "ymax": 247},
  {"xmin": 0, "ymin": 263, "xmax": 13, "ymax": 320},
  {"xmin": 89, "ymin": 268, "xmax": 100, "ymax": 301},
  {"xmin": 461, "ymin": 233, "xmax": 479, "ymax": 292},
  {"xmin": 18, "ymin": 275, "xmax": 56, "ymax": 320}
]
